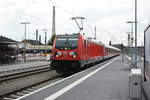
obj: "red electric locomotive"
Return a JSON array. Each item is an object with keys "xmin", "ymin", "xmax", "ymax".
[
  {"xmin": 51, "ymin": 33, "xmax": 121, "ymax": 73},
  {"xmin": 51, "ymin": 33, "xmax": 107, "ymax": 73}
]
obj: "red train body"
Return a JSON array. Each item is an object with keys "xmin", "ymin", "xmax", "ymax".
[{"xmin": 51, "ymin": 33, "xmax": 120, "ymax": 73}]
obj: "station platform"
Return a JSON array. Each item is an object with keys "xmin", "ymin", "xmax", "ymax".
[
  {"xmin": 17, "ymin": 56, "xmax": 145, "ymax": 100},
  {"xmin": 0, "ymin": 61, "xmax": 50, "ymax": 72}
]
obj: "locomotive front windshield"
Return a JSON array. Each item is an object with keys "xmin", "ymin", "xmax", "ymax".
[{"xmin": 55, "ymin": 37, "xmax": 78, "ymax": 50}]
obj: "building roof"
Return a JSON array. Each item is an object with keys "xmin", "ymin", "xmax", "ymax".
[
  {"xmin": 0, "ymin": 35, "xmax": 17, "ymax": 44},
  {"xmin": 21, "ymin": 39, "xmax": 43, "ymax": 45}
]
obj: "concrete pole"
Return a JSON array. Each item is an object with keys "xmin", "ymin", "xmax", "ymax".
[
  {"xmin": 43, "ymin": 29, "xmax": 47, "ymax": 46},
  {"xmin": 45, "ymin": 31, "xmax": 47, "ymax": 46},
  {"xmin": 95, "ymin": 26, "xmax": 96, "ymax": 39},
  {"xmin": 39, "ymin": 35, "xmax": 41, "ymax": 43},
  {"xmin": 36, "ymin": 29, "xmax": 38, "ymax": 41},
  {"xmin": 52, "ymin": 6, "xmax": 56, "ymax": 36},
  {"xmin": 135, "ymin": 0, "xmax": 138, "ymax": 68}
]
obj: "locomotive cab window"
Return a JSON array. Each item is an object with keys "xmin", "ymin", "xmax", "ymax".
[{"xmin": 55, "ymin": 37, "xmax": 78, "ymax": 50}]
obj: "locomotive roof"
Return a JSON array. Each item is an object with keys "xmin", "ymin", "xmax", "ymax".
[
  {"xmin": 56, "ymin": 34, "xmax": 104, "ymax": 45},
  {"xmin": 57, "ymin": 33, "xmax": 80, "ymax": 38}
]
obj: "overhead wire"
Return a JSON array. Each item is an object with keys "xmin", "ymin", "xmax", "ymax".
[
  {"xmin": 106, "ymin": 0, "xmax": 128, "ymax": 44},
  {"xmin": 47, "ymin": 0, "xmax": 105, "ymax": 35},
  {"xmin": 46, "ymin": 0, "xmax": 121, "ymax": 42},
  {"xmin": 70, "ymin": 0, "xmax": 98, "ymax": 36},
  {"xmin": 47, "ymin": 0, "xmax": 95, "ymax": 33},
  {"xmin": 47, "ymin": 0, "xmax": 75, "ymax": 16}
]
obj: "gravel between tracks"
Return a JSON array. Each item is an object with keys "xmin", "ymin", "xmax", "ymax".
[{"xmin": 0, "ymin": 70, "xmax": 59, "ymax": 97}]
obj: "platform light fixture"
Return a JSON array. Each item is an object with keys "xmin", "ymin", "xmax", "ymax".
[{"xmin": 20, "ymin": 22, "xmax": 31, "ymax": 62}]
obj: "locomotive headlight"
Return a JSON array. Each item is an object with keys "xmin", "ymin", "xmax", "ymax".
[
  {"xmin": 57, "ymin": 51, "xmax": 62, "ymax": 56},
  {"xmin": 56, "ymin": 55, "xmax": 59, "ymax": 57},
  {"xmin": 73, "ymin": 55, "xmax": 76, "ymax": 58},
  {"xmin": 54, "ymin": 51, "xmax": 62, "ymax": 57}
]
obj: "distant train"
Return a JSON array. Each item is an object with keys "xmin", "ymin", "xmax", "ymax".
[
  {"xmin": 19, "ymin": 45, "xmax": 52, "ymax": 54},
  {"xmin": 17, "ymin": 45, "xmax": 52, "ymax": 61},
  {"xmin": 0, "ymin": 43, "xmax": 17, "ymax": 64},
  {"xmin": 51, "ymin": 33, "xmax": 121, "ymax": 73}
]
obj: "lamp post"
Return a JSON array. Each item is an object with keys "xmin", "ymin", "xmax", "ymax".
[
  {"xmin": 20, "ymin": 22, "xmax": 30, "ymax": 62},
  {"xmin": 125, "ymin": 0, "xmax": 138, "ymax": 68},
  {"xmin": 126, "ymin": 21, "xmax": 135, "ymax": 47}
]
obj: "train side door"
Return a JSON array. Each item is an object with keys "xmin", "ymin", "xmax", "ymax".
[{"xmin": 84, "ymin": 40, "xmax": 88, "ymax": 60}]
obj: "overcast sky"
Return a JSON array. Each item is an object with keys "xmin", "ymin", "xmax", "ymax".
[{"xmin": 0, "ymin": 0, "xmax": 150, "ymax": 46}]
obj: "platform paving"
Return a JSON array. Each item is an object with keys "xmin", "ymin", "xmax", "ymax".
[
  {"xmin": 55, "ymin": 57, "xmax": 131, "ymax": 100},
  {"xmin": 18, "ymin": 56, "xmax": 145, "ymax": 100}
]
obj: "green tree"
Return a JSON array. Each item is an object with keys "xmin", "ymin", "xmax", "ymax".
[{"xmin": 48, "ymin": 34, "xmax": 56, "ymax": 46}]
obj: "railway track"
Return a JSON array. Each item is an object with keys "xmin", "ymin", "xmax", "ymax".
[
  {"xmin": 1, "ymin": 74, "xmax": 63, "ymax": 100},
  {"xmin": 0, "ymin": 65, "xmax": 50, "ymax": 82},
  {"xmin": 0, "ymin": 64, "xmax": 62, "ymax": 100}
]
